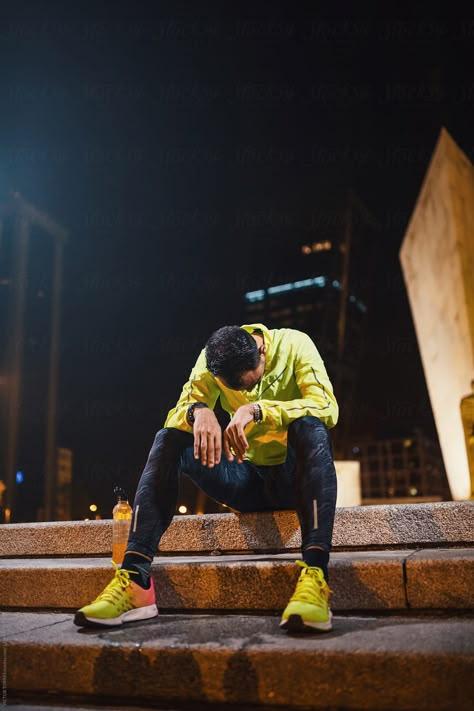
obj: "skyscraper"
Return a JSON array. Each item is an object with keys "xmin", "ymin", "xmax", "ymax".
[{"xmin": 243, "ymin": 191, "xmax": 379, "ymax": 457}]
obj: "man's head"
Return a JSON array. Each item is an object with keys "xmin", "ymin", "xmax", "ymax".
[{"xmin": 205, "ymin": 325, "xmax": 266, "ymax": 391}]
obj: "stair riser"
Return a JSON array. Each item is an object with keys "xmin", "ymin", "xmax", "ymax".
[
  {"xmin": 1, "ymin": 555, "xmax": 473, "ymax": 611},
  {"xmin": 7, "ymin": 637, "xmax": 473, "ymax": 711}
]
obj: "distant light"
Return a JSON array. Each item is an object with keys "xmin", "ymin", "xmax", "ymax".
[
  {"xmin": 178, "ymin": 505, "xmax": 187, "ymax": 514},
  {"xmin": 409, "ymin": 487, "xmax": 418, "ymax": 496},
  {"xmin": 246, "ymin": 274, "xmax": 373, "ymax": 304},
  {"xmin": 403, "ymin": 439, "xmax": 413, "ymax": 448},
  {"xmin": 301, "ymin": 245, "xmax": 312, "ymax": 255},
  {"xmin": 294, "ymin": 278, "xmax": 314, "ymax": 289},
  {"xmin": 245, "ymin": 289, "xmax": 265, "ymax": 302},
  {"xmin": 84, "ymin": 518, "xmax": 90, "ymax": 521},
  {"xmin": 352, "ymin": 446, "xmax": 360, "ymax": 454},
  {"xmin": 268, "ymin": 283, "xmax": 293, "ymax": 295},
  {"xmin": 16, "ymin": 471, "xmax": 24, "ymax": 484},
  {"xmin": 311, "ymin": 241, "xmax": 332, "ymax": 252},
  {"xmin": 89, "ymin": 504, "xmax": 97, "ymax": 512}
]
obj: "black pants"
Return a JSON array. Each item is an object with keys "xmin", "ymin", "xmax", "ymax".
[{"xmin": 125, "ymin": 415, "xmax": 338, "ymax": 563}]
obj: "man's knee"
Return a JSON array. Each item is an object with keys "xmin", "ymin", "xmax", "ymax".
[
  {"xmin": 287, "ymin": 416, "xmax": 329, "ymax": 446},
  {"xmin": 151, "ymin": 427, "xmax": 192, "ymax": 454}
]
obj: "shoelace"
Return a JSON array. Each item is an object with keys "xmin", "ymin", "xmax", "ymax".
[
  {"xmin": 290, "ymin": 560, "xmax": 332, "ymax": 606},
  {"xmin": 92, "ymin": 560, "xmax": 139, "ymax": 604}
]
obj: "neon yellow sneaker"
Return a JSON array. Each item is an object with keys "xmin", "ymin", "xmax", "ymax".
[
  {"xmin": 74, "ymin": 561, "xmax": 158, "ymax": 628},
  {"xmin": 280, "ymin": 560, "xmax": 333, "ymax": 632}
]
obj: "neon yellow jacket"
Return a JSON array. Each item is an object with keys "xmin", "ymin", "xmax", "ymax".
[{"xmin": 164, "ymin": 323, "xmax": 338, "ymax": 465}]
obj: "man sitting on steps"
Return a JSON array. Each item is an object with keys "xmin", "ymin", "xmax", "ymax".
[{"xmin": 74, "ymin": 322, "xmax": 339, "ymax": 632}]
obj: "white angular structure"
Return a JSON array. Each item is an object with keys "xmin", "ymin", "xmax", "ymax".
[
  {"xmin": 335, "ymin": 461, "xmax": 361, "ymax": 507},
  {"xmin": 400, "ymin": 128, "xmax": 474, "ymax": 500}
]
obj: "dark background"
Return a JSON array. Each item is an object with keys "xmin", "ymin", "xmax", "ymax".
[{"xmin": 1, "ymin": 1, "xmax": 473, "ymax": 519}]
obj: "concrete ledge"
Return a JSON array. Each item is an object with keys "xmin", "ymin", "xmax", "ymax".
[
  {"xmin": 2, "ymin": 611, "xmax": 473, "ymax": 710},
  {"xmin": 0, "ymin": 501, "xmax": 473, "ymax": 557},
  {"xmin": 406, "ymin": 548, "xmax": 474, "ymax": 609},
  {"xmin": 1, "ymin": 549, "xmax": 472, "ymax": 612}
]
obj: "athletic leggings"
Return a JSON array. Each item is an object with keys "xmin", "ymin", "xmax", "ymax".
[{"xmin": 125, "ymin": 415, "xmax": 337, "ymax": 565}]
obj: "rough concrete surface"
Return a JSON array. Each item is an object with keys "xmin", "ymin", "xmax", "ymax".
[
  {"xmin": 406, "ymin": 548, "xmax": 474, "ymax": 608},
  {"xmin": 1, "ymin": 549, "xmax": 473, "ymax": 612},
  {"xmin": 1, "ymin": 501, "xmax": 473, "ymax": 557},
  {"xmin": 1, "ymin": 612, "xmax": 473, "ymax": 710},
  {"xmin": 0, "ymin": 551, "xmax": 407, "ymax": 611},
  {"xmin": 0, "ymin": 708, "xmax": 176, "ymax": 711}
]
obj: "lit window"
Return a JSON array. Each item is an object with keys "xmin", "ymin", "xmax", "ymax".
[
  {"xmin": 245, "ymin": 289, "xmax": 265, "ymax": 302},
  {"xmin": 294, "ymin": 278, "xmax": 314, "ymax": 289},
  {"xmin": 268, "ymin": 283, "xmax": 293, "ymax": 295}
]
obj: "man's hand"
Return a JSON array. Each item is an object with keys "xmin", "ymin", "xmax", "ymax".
[
  {"xmin": 193, "ymin": 408, "xmax": 222, "ymax": 468},
  {"xmin": 224, "ymin": 404, "xmax": 255, "ymax": 464}
]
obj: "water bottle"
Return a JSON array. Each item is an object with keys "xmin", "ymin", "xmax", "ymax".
[{"xmin": 112, "ymin": 486, "xmax": 132, "ymax": 564}]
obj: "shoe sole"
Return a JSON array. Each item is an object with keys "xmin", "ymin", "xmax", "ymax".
[
  {"xmin": 74, "ymin": 604, "xmax": 158, "ymax": 628},
  {"xmin": 280, "ymin": 612, "xmax": 333, "ymax": 633}
]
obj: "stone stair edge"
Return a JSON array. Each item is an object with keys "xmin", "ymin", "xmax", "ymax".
[
  {"xmin": 1, "ymin": 549, "xmax": 473, "ymax": 612},
  {"xmin": 2, "ymin": 547, "xmax": 473, "ymax": 565},
  {"xmin": 1, "ymin": 501, "xmax": 472, "ymax": 557},
  {"xmin": 3, "ymin": 612, "xmax": 474, "ymax": 711},
  {"xmin": 2, "ymin": 499, "xmax": 472, "ymax": 529}
]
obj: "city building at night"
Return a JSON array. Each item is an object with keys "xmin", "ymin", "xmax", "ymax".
[
  {"xmin": 0, "ymin": 198, "xmax": 68, "ymax": 523},
  {"xmin": 242, "ymin": 192, "xmax": 379, "ymax": 458},
  {"xmin": 346, "ymin": 430, "xmax": 450, "ymax": 503}
]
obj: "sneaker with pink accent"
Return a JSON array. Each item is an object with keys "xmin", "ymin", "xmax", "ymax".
[{"xmin": 74, "ymin": 561, "xmax": 158, "ymax": 628}]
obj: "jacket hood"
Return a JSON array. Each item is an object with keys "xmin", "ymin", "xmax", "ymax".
[{"xmin": 240, "ymin": 323, "xmax": 273, "ymax": 371}]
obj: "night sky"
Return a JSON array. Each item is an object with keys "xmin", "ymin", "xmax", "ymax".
[{"xmin": 1, "ymin": 1, "xmax": 473, "ymax": 518}]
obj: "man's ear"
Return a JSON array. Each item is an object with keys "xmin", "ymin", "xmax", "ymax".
[{"xmin": 259, "ymin": 345, "xmax": 266, "ymax": 355}]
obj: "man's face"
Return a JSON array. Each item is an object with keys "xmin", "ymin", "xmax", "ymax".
[
  {"xmin": 220, "ymin": 344, "xmax": 266, "ymax": 392},
  {"xmin": 236, "ymin": 357, "xmax": 266, "ymax": 391}
]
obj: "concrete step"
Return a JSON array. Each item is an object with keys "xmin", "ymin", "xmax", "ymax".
[
  {"xmin": 1, "ymin": 501, "xmax": 473, "ymax": 557},
  {"xmin": 1, "ymin": 549, "xmax": 473, "ymax": 613},
  {"xmin": 2, "ymin": 610, "xmax": 473, "ymax": 710}
]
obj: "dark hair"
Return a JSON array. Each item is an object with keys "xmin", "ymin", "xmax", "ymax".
[{"xmin": 205, "ymin": 326, "xmax": 260, "ymax": 389}]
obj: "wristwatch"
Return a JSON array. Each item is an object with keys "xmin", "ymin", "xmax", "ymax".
[
  {"xmin": 187, "ymin": 402, "xmax": 208, "ymax": 426},
  {"xmin": 253, "ymin": 403, "xmax": 263, "ymax": 423}
]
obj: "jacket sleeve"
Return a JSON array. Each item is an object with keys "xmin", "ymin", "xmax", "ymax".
[
  {"xmin": 258, "ymin": 332, "xmax": 339, "ymax": 430},
  {"xmin": 163, "ymin": 348, "xmax": 220, "ymax": 432}
]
